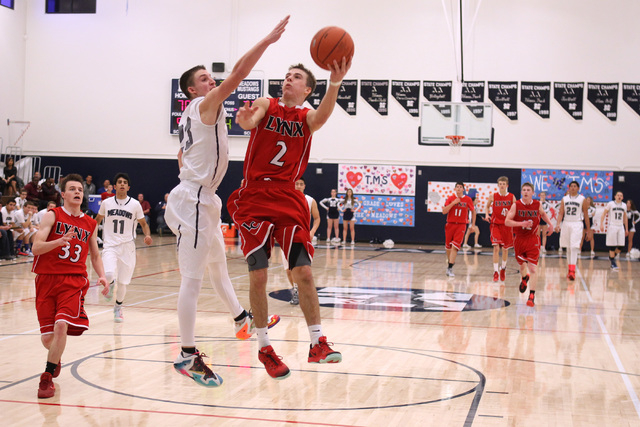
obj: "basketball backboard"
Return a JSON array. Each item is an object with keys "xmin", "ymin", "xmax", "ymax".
[{"xmin": 419, "ymin": 102, "xmax": 494, "ymax": 146}]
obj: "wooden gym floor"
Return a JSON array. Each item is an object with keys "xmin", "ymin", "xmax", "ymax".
[{"xmin": 0, "ymin": 236, "xmax": 639, "ymax": 426}]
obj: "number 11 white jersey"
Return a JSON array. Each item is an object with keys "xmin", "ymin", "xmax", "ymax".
[{"xmin": 98, "ymin": 196, "xmax": 144, "ymax": 248}]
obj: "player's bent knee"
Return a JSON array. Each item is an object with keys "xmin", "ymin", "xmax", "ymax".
[{"xmin": 247, "ymin": 246, "xmax": 269, "ymax": 271}]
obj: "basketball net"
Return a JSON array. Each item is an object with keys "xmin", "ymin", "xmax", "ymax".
[{"xmin": 446, "ymin": 135, "xmax": 464, "ymax": 155}]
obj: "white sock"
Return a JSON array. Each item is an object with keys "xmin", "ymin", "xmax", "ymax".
[
  {"xmin": 208, "ymin": 261, "xmax": 244, "ymax": 319},
  {"xmin": 308, "ymin": 324, "xmax": 323, "ymax": 345},
  {"xmin": 257, "ymin": 327, "xmax": 270, "ymax": 349},
  {"xmin": 116, "ymin": 282, "xmax": 127, "ymax": 302},
  {"xmin": 177, "ymin": 276, "xmax": 203, "ymax": 348},
  {"xmin": 501, "ymin": 260, "xmax": 507, "ymax": 269},
  {"xmin": 493, "ymin": 263, "xmax": 499, "ymax": 272},
  {"xmin": 569, "ymin": 247, "xmax": 579, "ymax": 265}
]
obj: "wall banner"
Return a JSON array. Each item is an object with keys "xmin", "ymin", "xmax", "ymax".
[
  {"xmin": 521, "ymin": 169, "xmax": 613, "ymax": 201},
  {"xmin": 488, "ymin": 81, "xmax": 518, "ymax": 120},
  {"xmin": 587, "ymin": 83, "xmax": 619, "ymax": 121},
  {"xmin": 520, "ymin": 81, "xmax": 551, "ymax": 119}
]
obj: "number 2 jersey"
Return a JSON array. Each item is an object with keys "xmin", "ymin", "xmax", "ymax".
[
  {"xmin": 243, "ymin": 98, "xmax": 312, "ymax": 182},
  {"xmin": 98, "ymin": 196, "xmax": 144, "ymax": 247},
  {"xmin": 562, "ymin": 194, "xmax": 585, "ymax": 222},
  {"xmin": 32, "ymin": 207, "xmax": 96, "ymax": 277},
  {"xmin": 605, "ymin": 201, "xmax": 626, "ymax": 227}
]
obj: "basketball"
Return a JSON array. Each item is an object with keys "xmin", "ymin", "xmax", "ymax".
[{"xmin": 309, "ymin": 26, "xmax": 354, "ymax": 70}]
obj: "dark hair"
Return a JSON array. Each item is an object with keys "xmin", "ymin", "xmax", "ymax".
[
  {"xmin": 113, "ymin": 172, "xmax": 130, "ymax": 186},
  {"xmin": 180, "ymin": 65, "xmax": 206, "ymax": 100},
  {"xmin": 455, "ymin": 181, "xmax": 465, "ymax": 188},
  {"xmin": 297, "ymin": 177, "xmax": 306, "ymax": 183},
  {"xmin": 289, "ymin": 63, "xmax": 316, "ymax": 101},
  {"xmin": 61, "ymin": 173, "xmax": 84, "ymax": 191},
  {"xmin": 629, "ymin": 199, "xmax": 637, "ymax": 211},
  {"xmin": 569, "ymin": 180, "xmax": 580, "ymax": 189},
  {"xmin": 6, "ymin": 157, "xmax": 14, "ymax": 167},
  {"xmin": 25, "ymin": 201, "xmax": 38, "ymax": 208}
]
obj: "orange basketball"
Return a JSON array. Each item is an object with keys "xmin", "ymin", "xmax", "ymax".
[{"xmin": 310, "ymin": 26, "xmax": 354, "ymax": 71}]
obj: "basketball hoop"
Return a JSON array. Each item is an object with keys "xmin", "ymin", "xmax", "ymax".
[{"xmin": 446, "ymin": 135, "xmax": 465, "ymax": 155}]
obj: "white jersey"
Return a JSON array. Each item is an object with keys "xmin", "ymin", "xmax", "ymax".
[
  {"xmin": 36, "ymin": 208, "xmax": 49, "ymax": 224},
  {"xmin": 177, "ymin": 97, "xmax": 229, "ymax": 190},
  {"xmin": 98, "ymin": 196, "xmax": 144, "ymax": 248},
  {"xmin": 304, "ymin": 194, "xmax": 314, "ymax": 217},
  {"xmin": 605, "ymin": 201, "xmax": 626, "ymax": 227},
  {"xmin": 15, "ymin": 197, "xmax": 27, "ymax": 209},
  {"xmin": 561, "ymin": 194, "xmax": 585, "ymax": 222},
  {"xmin": 1, "ymin": 207, "xmax": 22, "ymax": 226}
]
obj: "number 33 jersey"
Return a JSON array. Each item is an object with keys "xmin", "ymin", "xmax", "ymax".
[
  {"xmin": 32, "ymin": 207, "xmax": 96, "ymax": 277},
  {"xmin": 243, "ymin": 98, "xmax": 312, "ymax": 183},
  {"xmin": 98, "ymin": 196, "xmax": 144, "ymax": 247}
]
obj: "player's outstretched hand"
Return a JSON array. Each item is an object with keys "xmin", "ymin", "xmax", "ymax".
[
  {"xmin": 328, "ymin": 55, "xmax": 352, "ymax": 84},
  {"xmin": 264, "ymin": 15, "xmax": 290, "ymax": 44},
  {"xmin": 235, "ymin": 101, "xmax": 259, "ymax": 124}
]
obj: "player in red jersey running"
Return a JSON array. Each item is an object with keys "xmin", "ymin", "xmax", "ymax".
[
  {"xmin": 442, "ymin": 182, "xmax": 476, "ymax": 277},
  {"xmin": 505, "ymin": 183, "xmax": 554, "ymax": 307},
  {"xmin": 485, "ymin": 176, "xmax": 516, "ymax": 282},
  {"xmin": 31, "ymin": 174, "xmax": 107, "ymax": 399},
  {"xmin": 228, "ymin": 55, "xmax": 351, "ymax": 379}
]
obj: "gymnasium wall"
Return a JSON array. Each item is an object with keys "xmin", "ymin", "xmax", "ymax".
[
  {"xmin": 1, "ymin": 0, "xmax": 639, "ymax": 171},
  {"xmin": 39, "ymin": 155, "xmax": 640, "ymax": 250}
]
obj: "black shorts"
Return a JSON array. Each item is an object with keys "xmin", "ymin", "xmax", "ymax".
[
  {"xmin": 343, "ymin": 209, "xmax": 354, "ymax": 221},
  {"xmin": 328, "ymin": 207, "xmax": 339, "ymax": 219}
]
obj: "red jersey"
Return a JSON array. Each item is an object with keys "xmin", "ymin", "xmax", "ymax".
[
  {"xmin": 32, "ymin": 207, "xmax": 96, "ymax": 277},
  {"xmin": 512, "ymin": 199, "xmax": 541, "ymax": 237},
  {"xmin": 491, "ymin": 192, "xmax": 514, "ymax": 225},
  {"xmin": 445, "ymin": 194, "xmax": 474, "ymax": 224},
  {"xmin": 243, "ymin": 98, "xmax": 312, "ymax": 182}
]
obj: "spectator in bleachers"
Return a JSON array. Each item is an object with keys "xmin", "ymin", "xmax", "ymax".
[
  {"xmin": 97, "ymin": 179, "xmax": 111, "ymax": 195},
  {"xmin": 2, "ymin": 157, "xmax": 19, "ymax": 196},
  {"xmin": 15, "ymin": 189, "xmax": 28, "ymax": 209},
  {"xmin": 155, "ymin": 193, "xmax": 170, "ymax": 236},
  {"xmin": 0, "ymin": 201, "xmax": 16, "ymax": 260},
  {"xmin": 82, "ymin": 174, "xmax": 96, "ymax": 211},
  {"xmin": 138, "ymin": 193, "xmax": 151, "ymax": 225},
  {"xmin": 101, "ymin": 184, "xmax": 115, "ymax": 200},
  {"xmin": 24, "ymin": 172, "xmax": 43, "ymax": 205},
  {"xmin": 41, "ymin": 177, "xmax": 61, "ymax": 208}
]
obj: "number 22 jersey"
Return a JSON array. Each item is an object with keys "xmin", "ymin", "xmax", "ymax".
[{"xmin": 32, "ymin": 207, "xmax": 96, "ymax": 277}]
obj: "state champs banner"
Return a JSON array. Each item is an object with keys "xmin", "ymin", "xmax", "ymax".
[{"xmin": 338, "ymin": 164, "xmax": 416, "ymax": 227}]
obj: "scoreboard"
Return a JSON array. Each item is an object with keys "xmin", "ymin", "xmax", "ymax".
[{"xmin": 170, "ymin": 79, "xmax": 262, "ymax": 136}]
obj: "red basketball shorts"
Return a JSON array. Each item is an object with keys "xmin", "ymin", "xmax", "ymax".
[
  {"xmin": 35, "ymin": 274, "xmax": 90, "ymax": 336},
  {"xmin": 228, "ymin": 181, "xmax": 314, "ymax": 262},
  {"xmin": 513, "ymin": 234, "xmax": 541, "ymax": 266},
  {"xmin": 490, "ymin": 223, "xmax": 514, "ymax": 248},
  {"xmin": 445, "ymin": 223, "xmax": 467, "ymax": 250}
]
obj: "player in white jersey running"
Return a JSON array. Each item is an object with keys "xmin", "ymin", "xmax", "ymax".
[
  {"xmin": 599, "ymin": 191, "xmax": 628, "ymax": 270},
  {"xmin": 286, "ymin": 177, "xmax": 320, "ymax": 305},
  {"xmin": 95, "ymin": 173, "xmax": 152, "ymax": 322},
  {"xmin": 164, "ymin": 16, "xmax": 289, "ymax": 388},
  {"xmin": 555, "ymin": 181, "xmax": 591, "ymax": 280}
]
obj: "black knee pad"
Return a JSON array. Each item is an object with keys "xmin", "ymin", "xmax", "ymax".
[
  {"xmin": 246, "ymin": 246, "xmax": 269, "ymax": 271},
  {"xmin": 288, "ymin": 242, "xmax": 311, "ymax": 270}
]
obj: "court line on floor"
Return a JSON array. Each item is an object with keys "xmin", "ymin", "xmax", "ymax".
[
  {"xmin": 577, "ymin": 267, "xmax": 640, "ymax": 420},
  {"xmin": 0, "ymin": 400, "xmax": 363, "ymax": 426}
]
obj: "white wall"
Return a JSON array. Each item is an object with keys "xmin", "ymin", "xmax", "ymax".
[
  {"xmin": 2, "ymin": 0, "xmax": 640, "ymax": 170},
  {"xmin": 0, "ymin": 1, "xmax": 26, "ymax": 155}
]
